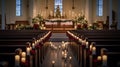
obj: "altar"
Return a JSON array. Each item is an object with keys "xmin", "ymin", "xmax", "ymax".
[
  {"xmin": 44, "ymin": 19, "xmax": 74, "ymax": 32},
  {"xmin": 43, "ymin": 5, "xmax": 75, "ymax": 32}
]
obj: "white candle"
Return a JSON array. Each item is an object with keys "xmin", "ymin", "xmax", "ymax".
[
  {"xmin": 69, "ymin": 56, "xmax": 72, "ymax": 60},
  {"xmin": 102, "ymin": 55, "xmax": 107, "ymax": 66},
  {"xmin": 97, "ymin": 56, "xmax": 102, "ymax": 61},
  {"xmin": 90, "ymin": 45, "xmax": 93, "ymax": 51},
  {"xmin": 21, "ymin": 52, "xmax": 26, "ymax": 58},
  {"xmin": 52, "ymin": 60, "xmax": 55, "ymax": 66},
  {"xmin": 32, "ymin": 43, "xmax": 35, "ymax": 48},
  {"xmin": 64, "ymin": 53, "xmax": 67, "ymax": 59},
  {"xmin": 62, "ymin": 41, "xmax": 64, "ymax": 44},
  {"xmin": 15, "ymin": 55, "xmax": 20, "ymax": 66},
  {"xmin": 92, "ymin": 46, "xmax": 96, "ymax": 55},
  {"xmin": 86, "ymin": 41, "xmax": 89, "ymax": 48},
  {"xmin": 26, "ymin": 47, "xmax": 30, "ymax": 55},
  {"xmin": 21, "ymin": 57, "xmax": 26, "ymax": 63},
  {"xmin": 62, "ymin": 51, "xmax": 64, "ymax": 56}
]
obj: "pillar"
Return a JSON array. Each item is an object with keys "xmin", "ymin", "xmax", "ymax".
[
  {"xmin": 109, "ymin": 0, "xmax": 112, "ymax": 29},
  {"xmin": 118, "ymin": 0, "xmax": 120, "ymax": 29},
  {"xmin": 1, "ymin": 0, "xmax": 5, "ymax": 30}
]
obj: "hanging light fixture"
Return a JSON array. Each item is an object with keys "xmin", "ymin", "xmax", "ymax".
[
  {"xmin": 45, "ymin": 0, "xmax": 48, "ymax": 9},
  {"xmin": 72, "ymin": 0, "xmax": 75, "ymax": 9}
]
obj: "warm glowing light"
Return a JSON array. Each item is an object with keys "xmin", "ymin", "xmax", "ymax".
[
  {"xmin": 97, "ymin": 56, "xmax": 102, "ymax": 61},
  {"xmin": 92, "ymin": 46, "xmax": 96, "ymax": 55},
  {"xmin": 52, "ymin": 60, "xmax": 55, "ymax": 64},
  {"xmin": 21, "ymin": 52, "xmax": 26, "ymax": 58},
  {"xmin": 26, "ymin": 47, "xmax": 30, "ymax": 55},
  {"xmin": 21, "ymin": 57, "xmax": 26, "ymax": 63}
]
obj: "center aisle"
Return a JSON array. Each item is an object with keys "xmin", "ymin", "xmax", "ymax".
[{"xmin": 41, "ymin": 33, "xmax": 79, "ymax": 67}]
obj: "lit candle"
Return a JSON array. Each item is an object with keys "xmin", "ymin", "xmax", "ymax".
[
  {"xmin": 59, "ymin": 45, "xmax": 61, "ymax": 49},
  {"xmin": 21, "ymin": 57, "xmax": 26, "ymax": 63},
  {"xmin": 86, "ymin": 41, "xmax": 89, "ymax": 48},
  {"xmin": 21, "ymin": 52, "xmax": 26, "ymax": 58},
  {"xmin": 15, "ymin": 55, "xmax": 20, "ymax": 66},
  {"xmin": 69, "ymin": 56, "xmax": 72, "ymax": 60},
  {"xmin": 52, "ymin": 60, "xmax": 55, "ymax": 64},
  {"xmin": 69, "ymin": 56, "xmax": 72, "ymax": 62},
  {"xmin": 92, "ymin": 46, "xmax": 96, "ymax": 55},
  {"xmin": 90, "ymin": 44, "xmax": 93, "ymax": 51},
  {"xmin": 102, "ymin": 55, "xmax": 107, "ymax": 66},
  {"xmin": 32, "ymin": 43, "xmax": 35, "ymax": 49},
  {"xmin": 52, "ymin": 60, "xmax": 55, "ymax": 67},
  {"xmin": 62, "ymin": 41, "xmax": 64, "ymax": 44},
  {"xmin": 97, "ymin": 56, "xmax": 102, "ymax": 61},
  {"xmin": 64, "ymin": 53, "xmax": 67, "ymax": 59},
  {"xmin": 26, "ymin": 47, "xmax": 30, "ymax": 55},
  {"xmin": 62, "ymin": 51, "xmax": 64, "ymax": 56}
]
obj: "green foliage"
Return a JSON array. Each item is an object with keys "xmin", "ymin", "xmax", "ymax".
[
  {"xmin": 16, "ymin": 24, "xmax": 33, "ymax": 30},
  {"xmin": 32, "ymin": 14, "xmax": 44, "ymax": 23},
  {"xmin": 75, "ymin": 15, "xmax": 87, "ymax": 24}
]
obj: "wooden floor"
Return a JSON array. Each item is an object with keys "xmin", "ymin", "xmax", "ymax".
[
  {"xmin": 41, "ymin": 42, "xmax": 79, "ymax": 67},
  {"xmin": 41, "ymin": 33, "xmax": 79, "ymax": 67}
]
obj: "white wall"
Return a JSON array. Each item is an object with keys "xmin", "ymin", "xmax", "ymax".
[
  {"xmin": 5, "ymin": 0, "xmax": 29, "ymax": 24},
  {"xmin": 0, "ymin": 0, "xmax": 1, "ymax": 14},
  {"xmin": 0, "ymin": 0, "xmax": 119, "ymax": 25}
]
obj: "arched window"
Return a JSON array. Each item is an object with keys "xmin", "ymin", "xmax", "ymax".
[
  {"xmin": 97, "ymin": 0, "xmax": 103, "ymax": 16},
  {"xmin": 16, "ymin": 0, "xmax": 22, "ymax": 16},
  {"xmin": 54, "ymin": 0, "xmax": 62, "ymax": 14}
]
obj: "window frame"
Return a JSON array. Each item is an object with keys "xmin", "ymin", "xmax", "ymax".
[
  {"xmin": 16, "ymin": 0, "xmax": 22, "ymax": 16},
  {"xmin": 97, "ymin": 0, "xmax": 103, "ymax": 16},
  {"xmin": 54, "ymin": 0, "xmax": 63, "ymax": 14}
]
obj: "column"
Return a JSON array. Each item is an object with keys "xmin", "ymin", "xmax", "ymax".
[
  {"xmin": 85, "ymin": 0, "xmax": 92, "ymax": 24},
  {"xmin": 109, "ymin": 0, "xmax": 112, "ymax": 29},
  {"xmin": 28, "ymin": 0, "xmax": 34, "ymax": 26},
  {"xmin": 118, "ymin": 0, "xmax": 120, "ymax": 29},
  {"xmin": 1, "ymin": 0, "xmax": 5, "ymax": 30}
]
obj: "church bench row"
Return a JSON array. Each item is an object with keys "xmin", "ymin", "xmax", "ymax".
[
  {"xmin": 69, "ymin": 30, "xmax": 120, "ymax": 45},
  {"xmin": 0, "ymin": 30, "xmax": 47, "ymax": 33},
  {"xmin": 0, "ymin": 30, "xmax": 51, "ymax": 67},
  {"xmin": 68, "ymin": 43, "xmax": 120, "ymax": 67},
  {"xmin": 0, "ymin": 53, "xmax": 15, "ymax": 67},
  {"xmin": 66, "ymin": 31, "xmax": 120, "ymax": 67}
]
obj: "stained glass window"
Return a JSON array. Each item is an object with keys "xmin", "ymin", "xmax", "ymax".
[
  {"xmin": 97, "ymin": 0, "xmax": 103, "ymax": 16},
  {"xmin": 16, "ymin": 0, "xmax": 22, "ymax": 16},
  {"xmin": 54, "ymin": 0, "xmax": 62, "ymax": 14}
]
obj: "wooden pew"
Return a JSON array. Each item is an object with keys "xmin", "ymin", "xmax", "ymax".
[
  {"xmin": 69, "ymin": 30, "xmax": 120, "ymax": 45},
  {"xmin": 0, "ymin": 30, "xmax": 51, "ymax": 67},
  {"xmin": 67, "ymin": 30, "xmax": 120, "ymax": 67}
]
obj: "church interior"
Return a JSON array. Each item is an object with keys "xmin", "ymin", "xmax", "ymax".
[{"xmin": 0, "ymin": 0, "xmax": 120, "ymax": 67}]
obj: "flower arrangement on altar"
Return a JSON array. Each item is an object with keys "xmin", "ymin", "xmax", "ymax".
[
  {"xmin": 74, "ymin": 14, "xmax": 88, "ymax": 29},
  {"xmin": 76, "ymin": 15, "xmax": 87, "ymax": 24},
  {"xmin": 32, "ymin": 14, "xmax": 44, "ymax": 24},
  {"xmin": 32, "ymin": 14, "xmax": 45, "ymax": 30}
]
